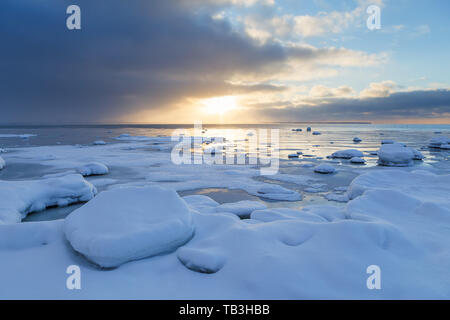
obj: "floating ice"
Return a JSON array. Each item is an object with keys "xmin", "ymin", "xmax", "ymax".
[
  {"xmin": 441, "ymin": 144, "xmax": 450, "ymax": 150},
  {"xmin": 0, "ymin": 174, "xmax": 96, "ymax": 224},
  {"xmin": 77, "ymin": 162, "xmax": 109, "ymax": 176},
  {"xmin": 381, "ymin": 139, "xmax": 395, "ymax": 144},
  {"xmin": 350, "ymin": 157, "xmax": 365, "ymax": 164},
  {"xmin": 331, "ymin": 149, "xmax": 363, "ymax": 159},
  {"xmin": 353, "ymin": 137, "xmax": 362, "ymax": 143},
  {"xmin": 429, "ymin": 136, "xmax": 450, "ymax": 148},
  {"xmin": 314, "ymin": 163, "xmax": 336, "ymax": 174},
  {"xmin": 0, "ymin": 156, "xmax": 5, "ymax": 170},
  {"xmin": 93, "ymin": 140, "xmax": 106, "ymax": 145},
  {"xmin": 0, "ymin": 134, "xmax": 36, "ymax": 138},
  {"xmin": 64, "ymin": 186, "xmax": 195, "ymax": 268}
]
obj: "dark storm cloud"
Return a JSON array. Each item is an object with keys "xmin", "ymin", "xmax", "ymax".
[
  {"xmin": 0, "ymin": 0, "xmax": 286, "ymax": 123},
  {"xmin": 257, "ymin": 89, "xmax": 450, "ymax": 121}
]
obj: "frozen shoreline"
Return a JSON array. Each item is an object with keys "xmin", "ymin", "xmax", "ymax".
[{"xmin": 0, "ymin": 128, "xmax": 449, "ymax": 299}]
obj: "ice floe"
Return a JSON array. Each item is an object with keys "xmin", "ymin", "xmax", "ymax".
[
  {"xmin": 0, "ymin": 174, "xmax": 96, "ymax": 224},
  {"xmin": 429, "ymin": 136, "xmax": 450, "ymax": 149},
  {"xmin": 314, "ymin": 163, "xmax": 336, "ymax": 174},
  {"xmin": 77, "ymin": 162, "xmax": 109, "ymax": 176},
  {"xmin": 331, "ymin": 149, "xmax": 363, "ymax": 159},
  {"xmin": 64, "ymin": 186, "xmax": 195, "ymax": 268}
]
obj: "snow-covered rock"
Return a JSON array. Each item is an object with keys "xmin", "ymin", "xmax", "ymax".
[
  {"xmin": 353, "ymin": 137, "xmax": 362, "ymax": 143},
  {"xmin": 216, "ymin": 200, "xmax": 267, "ymax": 218},
  {"xmin": 314, "ymin": 163, "xmax": 336, "ymax": 174},
  {"xmin": 64, "ymin": 186, "xmax": 195, "ymax": 268},
  {"xmin": 0, "ymin": 156, "xmax": 5, "ymax": 170},
  {"xmin": 288, "ymin": 153, "xmax": 299, "ymax": 158},
  {"xmin": 429, "ymin": 136, "xmax": 450, "ymax": 148},
  {"xmin": 306, "ymin": 127, "xmax": 311, "ymax": 132},
  {"xmin": 0, "ymin": 174, "xmax": 96, "ymax": 224},
  {"xmin": 312, "ymin": 131, "xmax": 321, "ymax": 135},
  {"xmin": 350, "ymin": 157, "xmax": 365, "ymax": 164},
  {"xmin": 440, "ymin": 144, "xmax": 450, "ymax": 150},
  {"xmin": 331, "ymin": 149, "xmax": 363, "ymax": 159},
  {"xmin": 381, "ymin": 139, "xmax": 395, "ymax": 144},
  {"xmin": 296, "ymin": 151, "xmax": 303, "ymax": 155},
  {"xmin": 93, "ymin": 140, "xmax": 106, "ymax": 145},
  {"xmin": 0, "ymin": 148, "xmax": 6, "ymax": 153},
  {"xmin": 377, "ymin": 143, "xmax": 417, "ymax": 167},
  {"xmin": 77, "ymin": 162, "xmax": 109, "ymax": 176}
]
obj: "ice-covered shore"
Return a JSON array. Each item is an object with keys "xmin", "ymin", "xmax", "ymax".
[{"xmin": 0, "ymin": 133, "xmax": 449, "ymax": 299}]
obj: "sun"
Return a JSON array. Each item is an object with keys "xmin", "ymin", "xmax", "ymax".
[{"xmin": 201, "ymin": 96, "xmax": 238, "ymax": 115}]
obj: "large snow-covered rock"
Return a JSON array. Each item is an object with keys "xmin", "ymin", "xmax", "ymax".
[
  {"xmin": 0, "ymin": 174, "xmax": 96, "ymax": 224},
  {"xmin": 0, "ymin": 156, "xmax": 5, "ymax": 170},
  {"xmin": 377, "ymin": 143, "xmax": 421, "ymax": 166},
  {"xmin": 314, "ymin": 163, "xmax": 336, "ymax": 174},
  {"xmin": 77, "ymin": 162, "xmax": 109, "ymax": 176},
  {"xmin": 331, "ymin": 149, "xmax": 363, "ymax": 159},
  {"xmin": 64, "ymin": 186, "xmax": 195, "ymax": 268}
]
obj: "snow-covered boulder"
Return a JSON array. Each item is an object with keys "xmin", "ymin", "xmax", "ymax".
[
  {"xmin": 314, "ymin": 163, "xmax": 336, "ymax": 174},
  {"xmin": 0, "ymin": 174, "xmax": 97, "ymax": 224},
  {"xmin": 331, "ymin": 149, "xmax": 363, "ymax": 159},
  {"xmin": 312, "ymin": 131, "xmax": 321, "ymax": 135},
  {"xmin": 216, "ymin": 200, "xmax": 267, "ymax": 218},
  {"xmin": 441, "ymin": 144, "xmax": 450, "ymax": 150},
  {"xmin": 429, "ymin": 136, "xmax": 450, "ymax": 148},
  {"xmin": 64, "ymin": 186, "xmax": 195, "ymax": 268},
  {"xmin": 410, "ymin": 148, "xmax": 424, "ymax": 160},
  {"xmin": 350, "ymin": 157, "xmax": 365, "ymax": 164},
  {"xmin": 353, "ymin": 137, "xmax": 362, "ymax": 143},
  {"xmin": 93, "ymin": 140, "xmax": 106, "ymax": 145},
  {"xmin": 0, "ymin": 156, "xmax": 5, "ymax": 170},
  {"xmin": 377, "ymin": 143, "xmax": 417, "ymax": 167},
  {"xmin": 288, "ymin": 153, "xmax": 299, "ymax": 158},
  {"xmin": 77, "ymin": 162, "xmax": 109, "ymax": 176},
  {"xmin": 381, "ymin": 139, "xmax": 395, "ymax": 144}
]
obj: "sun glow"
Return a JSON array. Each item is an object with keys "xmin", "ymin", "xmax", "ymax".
[{"xmin": 201, "ymin": 96, "xmax": 238, "ymax": 115}]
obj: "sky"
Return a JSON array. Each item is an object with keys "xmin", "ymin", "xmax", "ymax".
[{"xmin": 0, "ymin": 0, "xmax": 449, "ymax": 124}]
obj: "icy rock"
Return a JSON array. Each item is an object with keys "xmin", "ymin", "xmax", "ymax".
[
  {"xmin": 306, "ymin": 127, "xmax": 311, "ymax": 132},
  {"xmin": 292, "ymin": 128, "xmax": 302, "ymax": 132},
  {"xmin": 177, "ymin": 247, "xmax": 226, "ymax": 274},
  {"xmin": 64, "ymin": 186, "xmax": 195, "ymax": 268},
  {"xmin": 331, "ymin": 149, "xmax": 364, "ymax": 159},
  {"xmin": 93, "ymin": 140, "xmax": 106, "ymax": 145},
  {"xmin": 429, "ymin": 136, "xmax": 450, "ymax": 148},
  {"xmin": 216, "ymin": 200, "xmax": 267, "ymax": 218},
  {"xmin": 296, "ymin": 151, "xmax": 303, "ymax": 155},
  {"xmin": 312, "ymin": 131, "xmax": 321, "ymax": 135},
  {"xmin": 353, "ymin": 137, "xmax": 362, "ymax": 143},
  {"xmin": 0, "ymin": 174, "xmax": 97, "ymax": 224},
  {"xmin": 288, "ymin": 153, "xmax": 299, "ymax": 158},
  {"xmin": 377, "ymin": 143, "xmax": 415, "ymax": 167},
  {"xmin": 314, "ymin": 163, "xmax": 336, "ymax": 174},
  {"xmin": 77, "ymin": 162, "xmax": 109, "ymax": 176},
  {"xmin": 0, "ymin": 156, "xmax": 5, "ymax": 170},
  {"xmin": 350, "ymin": 157, "xmax": 365, "ymax": 164}
]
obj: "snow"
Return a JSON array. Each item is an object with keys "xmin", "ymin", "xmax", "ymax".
[
  {"xmin": 331, "ymin": 149, "xmax": 363, "ymax": 159},
  {"xmin": 216, "ymin": 200, "xmax": 267, "ymax": 218},
  {"xmin": 0, "ymin": 174, "xmax": 96, "ymax": 224},
  {"xmin": 314, "ymin": 163, "xmax": 336, "ymax": 174},
  {"xmin": 177, "ymin": 247, "xmax": 226, "ymax": 274},
  {"xmin": 377, "ymin": 143, "xmax": 416, "ymax": 167},
  {"xmin": 64, "ymin": 186, "xmax": 195, "ymax": 268},
  {"xmin": 77, "ymin": 162, "xmax": 109, "ymax": 176},
  {"xmin": 353, "ymin": 137, "xmax": 362, "ymax": 142},
  {"xmin": 93, "ymin": 140, "xmax": 106, "ymax": 145},
  {"xmin": 350, "ymin": 157, "xmax": 365, "ymax": 164},
  {"xmin": 0, "ymin": 156, "xmax": 5, "ymax": 170}
]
